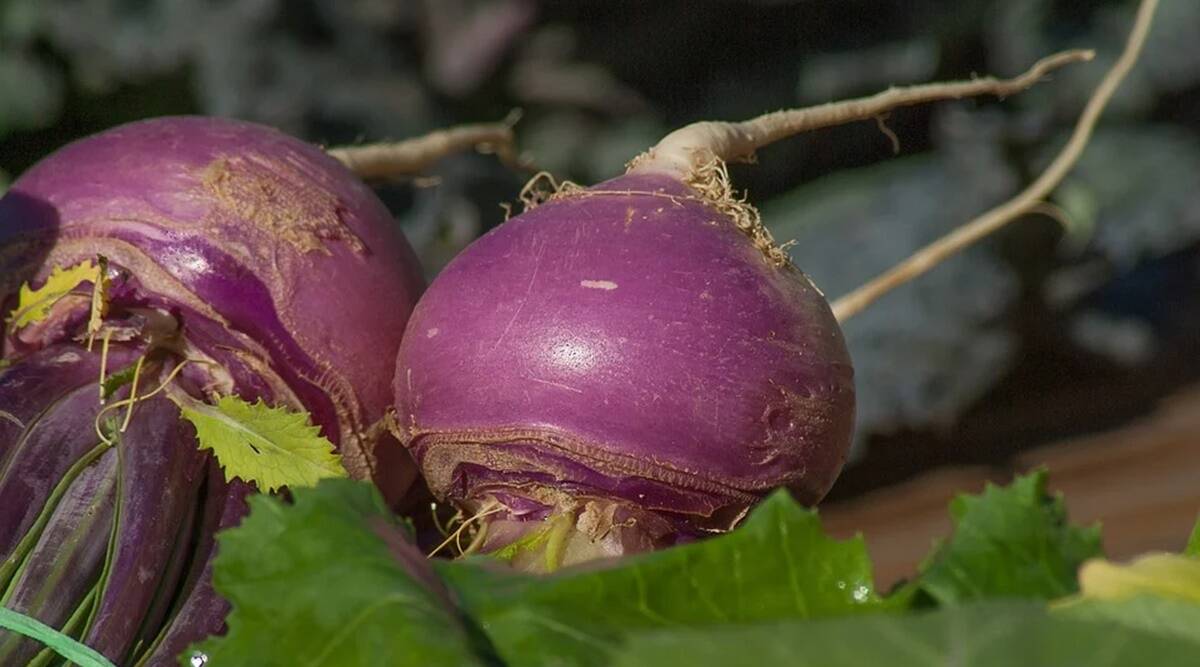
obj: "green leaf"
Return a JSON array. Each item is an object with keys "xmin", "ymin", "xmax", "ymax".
[
  {"xmin": 99, "ymin": 364, "xmax": 137, "ymax": 400},
  {"xmin": 174, "ymin": 394, "xmax": 347, "ymax": 493},
  {"xmin": 1058, "ymin": 595, "xmax": 1200, "ymax": 647},
  {"xmin": 1056, "ymin": 549, "xmax": 1200, "ymax": 643},
  {"xmin": 437, "ymin": 490, "xmax": 887, "ymax": 667},
  {"xmin": 6, "ymin": 260, "xmax": 101, "ymax": 330},
  {"xmin": 0, "ymin": 606, "xmax": 114, "ymax": 667},
  {"xmin": 911, "ymin": 470, "xmax": 1102, "ymax": 605},
  {"xmin": 1186, "ymin": 516, "xmax": 1200, "ymax": 557},
  {"xmin": 1050, "ymin": 552, "xmax": 1200, "ymax": 643},
  {"xmin": 609, "ymin": 601, "xmax": 1200, "ymax": 667},
  {"xmin": 192, "ymin": 479, "xmax": 488, "ymax": 667}
]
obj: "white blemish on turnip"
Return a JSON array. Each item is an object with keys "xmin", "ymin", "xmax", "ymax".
[
  {"xmin": 580, "ymin": 280, "xmax": 618, "ymax": 290},
  {"xmin": 426, "ymin": 327, "xmax": 439, "ymax": 338}
]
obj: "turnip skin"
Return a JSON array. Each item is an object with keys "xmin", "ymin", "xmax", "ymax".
[
  {"xmin": 141, "ymin": 480, "xmax": 251, "ymax": 667},
  {"xmin": 0, "ymin": 448, "xmax": 117, "ymax": 666},
  {"xmin": 0, "ymin": 344, "xmax": 128, "ymax": 472},
  {"xmin": 394, "ymin": 173, "xmax": 854, "ymax": 542},
  {"xmin": 78, "ymin": 396, "xmax": 208, "ymax": 660},
  {"xmin": 0, "ymin": 348, "xmax": 138, "ymax": 557}
]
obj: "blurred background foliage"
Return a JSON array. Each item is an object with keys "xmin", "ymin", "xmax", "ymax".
[{"xmin": 1, "ymin": 0, "xmax": 1196, "ymax": 499}]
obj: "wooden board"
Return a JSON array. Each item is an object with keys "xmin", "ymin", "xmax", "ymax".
[{"xmin": 820, "ymin": 386, "xmax": 1200, "ymax": 588}]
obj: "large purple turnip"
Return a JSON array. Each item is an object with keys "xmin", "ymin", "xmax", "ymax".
[
  {"xmin": 2, "ymin": 117, "xmax": 424, "ymax": 484},
  {"xmin": 396, "ymin": 161, "xmax": 852, "ymax": 570},
  {"xmin": 393, "ymin": 51, "xmax": 1098, "ymax": 571},
  {"xmin": 0, "ymin": 117, "xmax": 424, "ymax": 664}
]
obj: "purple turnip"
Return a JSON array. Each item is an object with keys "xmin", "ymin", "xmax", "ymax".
[
  {"xmin": 391, "ymin": 49, "xmax": 1119, "ymax": 570},
  {"xmin": 395, "ymin": 154, "xmax": 854, "ymax": 570},
  {"xmin": 2, "ymin": 116, "xmax": 425, "ymax": 487},
  {"xmin": 0, "ymin": 116, "xmax": 425, "ymax": 663}
]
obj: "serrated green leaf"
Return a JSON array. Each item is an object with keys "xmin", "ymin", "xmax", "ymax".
[
  {"xmin": 610, "ymin": 601, "xmax": 1200, "ymax": 667},
  {"xmin": 911, "ymin": 470, "xmax": 1102, "ymax": 605},
  {"xmin": 174, "ymin": 394, "xmax": 346, "ymax": 493},
  {"xmin": 192, "ymin": 479, "xmax": 488, "ymax": 667},
  {"xmin": 6, "ymin": 260, "xmax": 101, "ymax": 330},
  {"xmin": 437, "ymin": 490, "xmax": 887, "ymax": 667}
]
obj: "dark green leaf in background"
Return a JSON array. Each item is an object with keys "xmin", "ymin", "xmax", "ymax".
[{"xmin": 0, "ymin": 52, "xmax": 63, "ymax": 139}]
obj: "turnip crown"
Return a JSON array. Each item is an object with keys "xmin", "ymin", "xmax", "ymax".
[{"xmin": 395, "ymin": 172, "xmax": 854, "ymax": 539}]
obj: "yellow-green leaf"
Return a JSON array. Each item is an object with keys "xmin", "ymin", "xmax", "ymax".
[
  {"xmin": 1078, "ymin": 553, "xmax": 1200, "ymax": 603},
  {"xmin": 175, "ymin": 394, "xmax": 347, "ymax": 493},
  {"xmin": 7, "ymin": 260, "xmax": 102, "ymax": 330}
]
